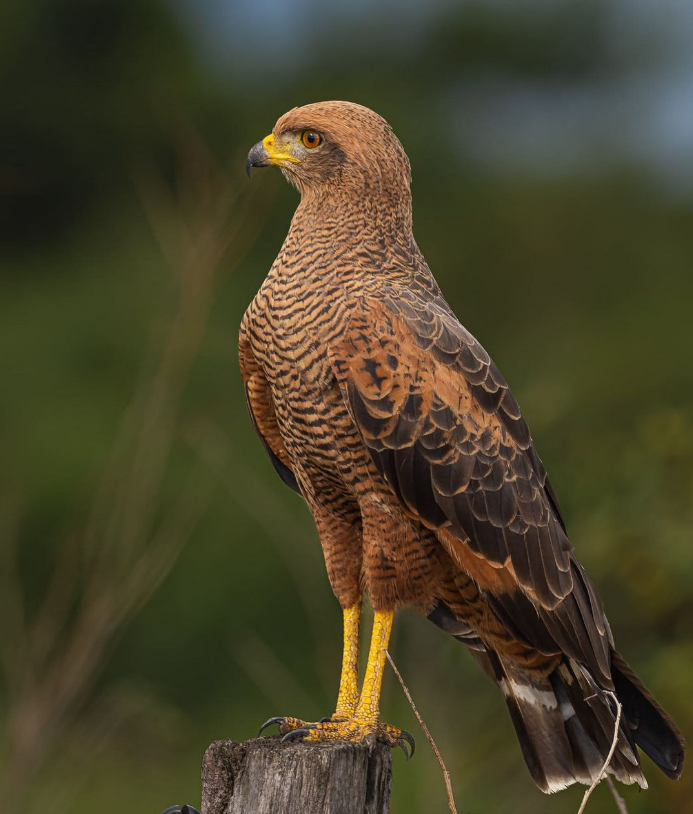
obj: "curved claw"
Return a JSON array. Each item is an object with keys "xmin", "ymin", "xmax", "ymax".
[
  {"xmin": 398, "ymin": 729, "xmax": 415, "ymax": 759},
  {"xmin": 318, "ymin": 716, "xmax": 332, "ymax": 724},
  {"xmin": 258, "ymin": 716, "xmax": 286, "ymax": 736},
  {"xmin": 281, "ymin": 727, "xmax": 312, "ymax": 743},
  {"xmin": 160, "ymin": 807, "xmax": 200, "ymax": 814}
]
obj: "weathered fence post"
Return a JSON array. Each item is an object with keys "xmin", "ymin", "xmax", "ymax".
[{"xmin": 201, "ymin": 737, "xmax": 392, "ymax": 814}]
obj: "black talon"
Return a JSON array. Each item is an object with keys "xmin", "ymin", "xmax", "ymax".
[
  {"xmin": 318, "ymin": 716, "xmax": 332, "ymax": 723},
  {"xmin": 399, "ymin": 729, "xmax": 416, "ymax": 758},
  {"xmin": 281, "ymin": 727, "xmax": 311, "ymax": 742},
  {"xmin": 258, "ymin": 716, "xmax": 285, "ymax": 736},
  {"xmin": 160, "ymin": 807, "xmax": 200, "ymax": 814},
  {"xmin": 397, "ymin": 739, "xmax": 411, "ymax": 760}
]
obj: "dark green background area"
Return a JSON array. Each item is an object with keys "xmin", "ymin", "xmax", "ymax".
[{"xmin": 1, "ymin": 2, "xmax": 692, "ymax": 812}]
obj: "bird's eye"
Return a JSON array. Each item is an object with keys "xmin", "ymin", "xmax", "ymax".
[{"xmin": 301, "ymin": 131, "xmax": 322, "ymax": 149}]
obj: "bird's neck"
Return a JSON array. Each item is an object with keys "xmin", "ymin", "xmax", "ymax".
[{"xmin": 289, "ymin": 181, "xmax": 415, "ymax": 258}]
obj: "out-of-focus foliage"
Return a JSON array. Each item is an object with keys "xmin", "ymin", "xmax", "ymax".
[{"xmin": 1, "ymin": 1, "xmax": 691, "ymax": 813}]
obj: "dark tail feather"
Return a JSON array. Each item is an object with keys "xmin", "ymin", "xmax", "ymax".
[
  {"xmin": 481, "ymin": 652, "xmax": 647, "ymax": 793},
  {"xmin": 550, "ymin": 659, "xmax": 646, "ymax": 788},
  {"xmin": 611, "ymin": 649, "xmax": 685, "ymax": 780},
  {"xmin": 432, "ymin": 599, "xmax": 686, "ymax": 790}
]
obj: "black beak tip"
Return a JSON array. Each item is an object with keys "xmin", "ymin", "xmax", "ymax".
[{"xmin": 245, "ymin": 141, "xmax": 269, "ymax": 179}]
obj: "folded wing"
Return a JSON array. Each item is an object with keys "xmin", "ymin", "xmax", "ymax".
[{"xmin": 330, "ymin": 290, "xmax": 613, "ymax": 687}]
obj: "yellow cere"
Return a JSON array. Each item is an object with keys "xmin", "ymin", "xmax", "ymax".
[{"xmin": 261, "ymin": 133, "xmax": 300, "ymax": 165}]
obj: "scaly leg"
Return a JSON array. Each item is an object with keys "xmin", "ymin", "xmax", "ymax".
[
  {"xmin": 281, "ymin": 609, "xmax": 414, "ymax": 755},
  {"xmin": 260, "ymin": 597, "xmax": 361, "ymax": 735},
  {"xmin": 351, "ymin": 608, "xmax": 391, "ymax": 727},
  {"xmin": 259, "ymin": 600, "xmax": 362, "ymax": 733},
  {"xmin": 333, "ymin": 600, "xmax": 362, "ymax": 719}
]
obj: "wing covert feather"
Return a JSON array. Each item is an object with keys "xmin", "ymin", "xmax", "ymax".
[{"xmin": 330, "ymin": 292, "xmax": 613, "ymax": 685}]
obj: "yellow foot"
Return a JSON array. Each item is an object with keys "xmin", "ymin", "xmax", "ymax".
[{"xmin": 261, "ymin": 716, "xmax": 414, "ymax": 758}]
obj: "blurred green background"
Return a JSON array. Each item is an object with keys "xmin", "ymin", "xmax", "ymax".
[{"xmin": 1, "ymin": 1, "xmax": 692, "ymax": 812}]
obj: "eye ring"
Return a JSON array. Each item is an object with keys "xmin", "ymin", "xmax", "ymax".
[{"xmin": 300, "ymin": 130, "xmax": 322, "ymax": 149}]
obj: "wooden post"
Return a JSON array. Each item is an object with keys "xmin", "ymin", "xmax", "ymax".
[{"xmin": 201, "ymin": 737, "xmax": 392, "ymax": 814}]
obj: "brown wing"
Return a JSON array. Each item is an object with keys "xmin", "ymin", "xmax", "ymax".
[
  {"xmin": 239, "ymin": 326, "xmax": 300, "ymax": 494},
  {"xmin": 330, "ymin": 291, "xmax": 614, "ymax": 687}
]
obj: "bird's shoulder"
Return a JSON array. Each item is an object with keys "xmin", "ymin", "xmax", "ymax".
[
  {"xmin": 331, "ymin": 282, "xmax": 567, "ymax": 537},
  {"xmin": 337, "ymin": 281, "xmax": 525, "ymax": 437}
]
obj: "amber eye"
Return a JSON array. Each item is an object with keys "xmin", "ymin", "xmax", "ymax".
[{"xmin": 301, "ymin": 131, "xmax": 322, "ymax": 149}]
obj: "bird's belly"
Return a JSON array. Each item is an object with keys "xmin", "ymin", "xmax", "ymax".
[
  {"xmin": 260, "ymin": 335, "xmax": 447, "ymax": 611},
  {"xmin": 270, "ymin": 358, "xmax": 372, "ymax": 496},
  {"xmin": 249, "ymin": 287, "xmax": 370, "ymax": 495}
]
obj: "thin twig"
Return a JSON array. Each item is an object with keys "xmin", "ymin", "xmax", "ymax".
[
  {"xmin": 576, "ymin": 692, "xmax": 623, "ymax": 814},
  {"xmin": 606, "ymin": 776, "xmax": 630, "ymax": 814},
  {"xmin": 385, "ymin": 650, "xmax": 458, "ymax": 814}
]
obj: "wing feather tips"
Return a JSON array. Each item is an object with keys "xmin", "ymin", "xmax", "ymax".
[
  {"xmin": 243, "ymin": 382, "xmax": 301, "ymax": 494},
  {"xmin": 266, "ymin": 446, "xmax": 301, "ymax": 493}
]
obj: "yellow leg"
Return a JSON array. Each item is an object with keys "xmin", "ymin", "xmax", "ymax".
[
  {"xmin": 267, "ymin": 606, "xmax": 413, "ymax": 754},
  {"xmin": 353, "ymin": 609, "xmax": 393, "ymax": 725},
  {"xmin": 333, "ymin": 600, "xmax": 362, "ymax": 720}
]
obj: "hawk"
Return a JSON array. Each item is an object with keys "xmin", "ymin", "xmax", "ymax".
[{"xmin": 241, "ymin": 101, "xmax": 685, "ymax": 793}]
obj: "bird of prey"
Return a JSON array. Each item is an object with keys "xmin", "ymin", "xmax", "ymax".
[{"xmin": 241, "ymin": 101, "xmax": 685, "ymax": 793}]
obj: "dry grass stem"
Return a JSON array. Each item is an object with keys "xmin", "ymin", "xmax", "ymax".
[
  {"xmin": 193, "ymin": 426, "xmax": 334, "ymax": 676},
  {"xmin": 606, "ymin": 776, "xmax": 630, "ymax": 814},
  {"xmin": 0, "ymin": 128, "xmax": 261, "ymax": 813},
  {"xmin": 385, "ymin": 650, "xmax": 458, "ymax": 814},
  {"xmin": 233, "ymin": 626, "xmax": 318, "ymax": 714},
  {"xmin": 576, "ymin": 692, "xmax": 623, "ymax": 814}
]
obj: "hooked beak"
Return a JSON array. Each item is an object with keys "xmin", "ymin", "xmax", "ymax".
[{"xmin": 245, "ymin": 134, "xmax": 300, "ymax": 178}]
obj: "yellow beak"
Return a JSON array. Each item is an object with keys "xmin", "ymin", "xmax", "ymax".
[
  {"xmin": 262, "ymin": 134, "xmax": 300, "ymax": 166},
  {"xmin": 246, "ymin": 134, "xmax": 300, "ymax": 177}
]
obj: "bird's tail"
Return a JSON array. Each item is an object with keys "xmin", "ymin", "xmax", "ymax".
[
  {"xmin": 427, "ymin": 599, "xmax": 685, "ymax": 791},
  {"xmin": 609, "ymin": 649, "xmax": 685, "ymax": 780},
  {"xmin": 481, "ymin": 648, "xmax": 683, "ymax": 793}
]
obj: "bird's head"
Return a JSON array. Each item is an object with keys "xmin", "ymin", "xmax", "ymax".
[{"xmin": 245, "ymin": 101, "xmax": 411, "ymax": 201}]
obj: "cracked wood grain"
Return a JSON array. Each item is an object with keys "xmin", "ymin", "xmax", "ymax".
[{"xmin": 201, "ymin": 737, "xmax": 392, "ymax": 814}]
